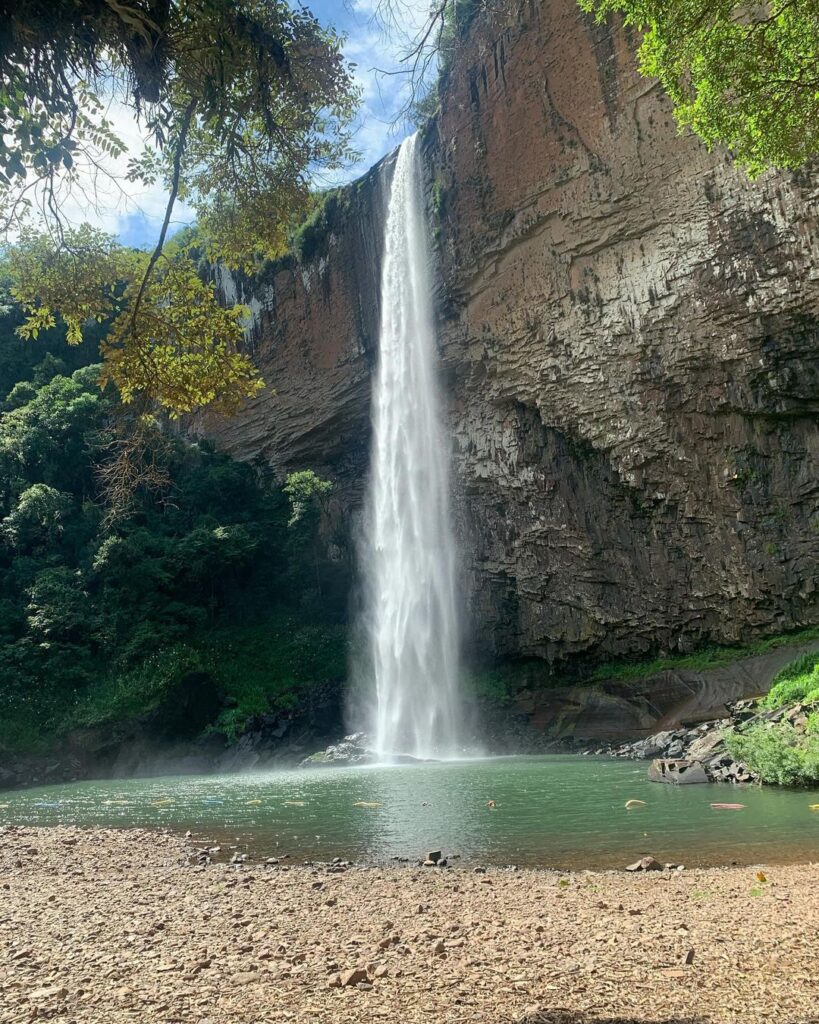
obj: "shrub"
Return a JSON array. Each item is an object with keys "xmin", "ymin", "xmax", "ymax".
[
  {"xmin": 725, "ymin": 722, "xmax": 819, "ymax": 787},
  {"xmin": 762, "ymin": 652, "xmax": 819, "ymax": 709}
]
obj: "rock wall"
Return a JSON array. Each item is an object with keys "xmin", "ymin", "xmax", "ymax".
[{"xmin": 205, "ymin": 0, "xmax": 819, "ymax": 670}]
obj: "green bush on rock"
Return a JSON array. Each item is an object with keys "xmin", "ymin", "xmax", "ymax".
[
  {"xmin": 725, "ymin": 723, "xmax": 819, "ymax": 787},
  {"xmin": 723, "ymin": 652, "xmax": 819, "ymax": 787},
  {"xmin": 762, "ymin": 653, "xmax": 819, "ymax": 709}
]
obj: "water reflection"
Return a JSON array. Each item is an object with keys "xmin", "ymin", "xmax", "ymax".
[{"xmin": 1, "ymin": 756, "xmax": 818, "ymax": 870}]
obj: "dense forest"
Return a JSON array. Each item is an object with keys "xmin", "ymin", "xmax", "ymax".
[{"xmin": 0, "ymin": 294, "xmax": 349, "ymax": 754}]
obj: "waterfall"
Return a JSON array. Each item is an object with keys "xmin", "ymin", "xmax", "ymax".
[{"xmin": 364, "ymin": 132, "xmax": 463, "ymax": 761}]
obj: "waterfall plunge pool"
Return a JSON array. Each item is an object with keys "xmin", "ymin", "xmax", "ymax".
[{"xmin": 2, "ymin": 756, "xmax": 818, "ymax": 870}]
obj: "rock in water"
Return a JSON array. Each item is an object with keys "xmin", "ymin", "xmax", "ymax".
[
  {"xmin": 300, "ymin": 734, "xmax": 374, "ymax": 768},
  {"xmin": 648, "ymin": 759, "xmax": 709, "ymax": 784}
]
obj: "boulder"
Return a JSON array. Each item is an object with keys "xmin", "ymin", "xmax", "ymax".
[
  {"xmin": 687, "ymin": 731, "xmax": 725, "ymax": 762},
  {"xmin": 300, "ymin": 734, "xmax": 374, "ymax": 768},
  {"xmin": 625, "ymin": 856, "xmax": 664, "ymax": 872},
  {"xmin": 339, "ymin": 967, "xmax": 369, "ymax": 987}
]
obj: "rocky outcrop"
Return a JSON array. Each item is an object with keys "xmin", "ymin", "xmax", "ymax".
[
  {"xmin": 597, "ymin": 693, "xmax": 819, "ymax": 785},
  {"xmin": 510, "ymin": 635, "xmax": 819, "ymax": 739},
  {"xmin": 204, "ymin": 0, "xmax": 819, "ymax": 671}
]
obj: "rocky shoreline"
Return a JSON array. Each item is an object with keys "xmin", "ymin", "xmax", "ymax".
[
  {"xmin": 585, "ymin": 696, "xmax": 816, "ymax": 788},
  {"xmin": 0, "ymin": 826, "xmax": 817, "ymax": 1024}
]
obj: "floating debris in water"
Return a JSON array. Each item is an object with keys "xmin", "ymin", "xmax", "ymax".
[
  {"xmin": 486, "ymin": 800, "xmax": 497, "ymax": 808},
  {"xmin": 151, "ymin": 799, "xmax": 172, "ymax": 807},
  {"xmin": 710, "ymin": 803, "xmax": 746, "ymax": 810},
  {"xmin": 625, "ymin": 799, "xmax": 646, "ymax": 809},
  {"xmin": 283, "ymin": 801, "xmax": 306, "ymax": 807},
  {"xmin": 353, "ymin": 802, "xmax": 381, "ymax": 808},
  {"xmin": 245, "ymin": 800, "xmax": 262, "ymax": 806}
]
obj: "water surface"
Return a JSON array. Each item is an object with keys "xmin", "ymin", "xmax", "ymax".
[{"xmin": 2, "ymin": 756, "xmax": 818, "ymax": 870}]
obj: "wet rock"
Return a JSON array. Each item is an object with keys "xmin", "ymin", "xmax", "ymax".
[{"xmin": 300, "ymin": 734, "xmax": 374, "ymax": 768}]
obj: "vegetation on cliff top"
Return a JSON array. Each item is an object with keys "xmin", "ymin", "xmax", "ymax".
[{"xmin": 579, "ymin": 0, "xmax": 819, "ymax": 176}]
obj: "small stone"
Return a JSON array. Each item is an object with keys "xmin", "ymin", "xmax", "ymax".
[
  {"xmin": 432, "ymin": 939, "xmax": 445, "ymax": 955},
  {"xmin": 30, "ymin": 987, "xmax": 68, "ymax": 1001},
  {"xmin": 425, "ymin": 850, "xmax": 442, "ymax": 864},
  {"xmin": 625, "ymin": 856, "xmax": 664, "ymax": 872},
  {"xmin": 234, "ymin": 971, "xmax": 261, "ymax": 984},
  {"xmin": 340, "ymin": 967, "xmax": 369, "ymax": 987},
  {"xmin": 372, "ymin": 965, "xmax": 389, "ymax": 978}
]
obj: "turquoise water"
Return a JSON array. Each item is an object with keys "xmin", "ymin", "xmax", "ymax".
[{"xmin": 1, "ymin": 756, "xmax": 818, "ymax": 869}]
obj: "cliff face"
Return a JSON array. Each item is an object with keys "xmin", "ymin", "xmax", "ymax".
[{"xmin": 206, "ymin": 0, "xmax": 819, "ymax": 668}]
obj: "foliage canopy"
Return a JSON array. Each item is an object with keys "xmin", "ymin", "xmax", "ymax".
[
  {"xmin": 579, "ymin": 0, "xmax": 819, "ymax": 175},
  {"xmin": 0, "ymin": 0, "xmax": 358, "ymax": 416},
  {"xmin": 0, "ymin": 312, "xmax": 349, "ymax": 751}
]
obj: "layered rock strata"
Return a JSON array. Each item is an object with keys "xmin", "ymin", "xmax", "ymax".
[{"xmin": 205, "ymin": 0, "xmax": 819, "ymax": 668}]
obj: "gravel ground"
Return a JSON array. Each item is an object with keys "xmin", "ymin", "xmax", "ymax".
[{"xmin": 1, "ymin": 826, "xmax": 817, "ymax": 1024}]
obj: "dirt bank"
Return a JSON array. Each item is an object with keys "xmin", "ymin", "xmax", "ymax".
[{"xmin": 0, "ymin": 827, "xmax": 817, "ymax": 1023}]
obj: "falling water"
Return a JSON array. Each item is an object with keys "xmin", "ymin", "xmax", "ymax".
[{"xmin": 364, "ymin": 132, "xmax": 463, "ymax": 760}]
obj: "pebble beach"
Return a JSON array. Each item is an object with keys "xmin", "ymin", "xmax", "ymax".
[{"xmin": 1, "ymin": 826, "xmax": 817, "ymax": 1023}]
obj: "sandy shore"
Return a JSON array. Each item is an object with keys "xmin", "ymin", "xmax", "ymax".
[{"xmin": 0, "ymin": 826, "xmax": 817, "ymax": 1024}]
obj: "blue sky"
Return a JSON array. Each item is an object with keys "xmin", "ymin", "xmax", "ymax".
[{"xmin": 111, "ymin": 0, "xmax": 427, "ymax": 249}]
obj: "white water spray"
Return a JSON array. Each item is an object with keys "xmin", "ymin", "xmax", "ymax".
[{"xmin": 364, "ymin": 133, "xmax": 463, "ymax": 760}]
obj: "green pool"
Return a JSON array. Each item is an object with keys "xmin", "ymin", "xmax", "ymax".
[{"xmin": 2, "ymin": 756, "xmax": 818, "ymax": 869}]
